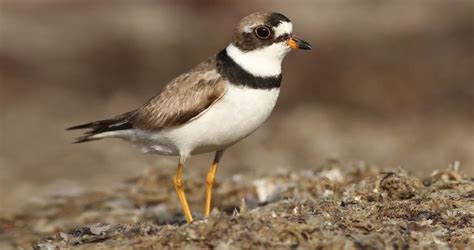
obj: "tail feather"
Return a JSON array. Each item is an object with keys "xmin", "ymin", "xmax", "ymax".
[
  {"xmin": 67, "ymin": 122, "xmax": 97, "ymax": 130},
  {"xmin": 67, "ymin": 111, "xmax": 137, "ymax": 143},
  {"xmin": 72, "ymin": 135, "xmax": 101, "ymax": 144}
]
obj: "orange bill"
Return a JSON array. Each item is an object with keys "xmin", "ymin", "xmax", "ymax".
[{"xmin": 288, "ymin": 37, "xmax": 312, "ymax": 50}]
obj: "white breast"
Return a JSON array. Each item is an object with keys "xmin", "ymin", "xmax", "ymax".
[{"xmin": 133, "ymin": 84, "xmax": 280, "ymax": 156}]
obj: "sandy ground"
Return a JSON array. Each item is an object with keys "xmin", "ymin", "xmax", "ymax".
[{"xmin": 1, "ymin": 161, "xmax": 473, "ymax": 249}]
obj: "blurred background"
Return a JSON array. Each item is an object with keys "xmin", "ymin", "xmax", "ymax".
[{"xmin": 0, "ymin": 0, "xmax": 473, "ymax": 214}]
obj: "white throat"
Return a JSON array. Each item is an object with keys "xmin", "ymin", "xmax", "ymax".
[{"xmin": 226, "ymin": 43, "xmax": 290, "ymax": 77}]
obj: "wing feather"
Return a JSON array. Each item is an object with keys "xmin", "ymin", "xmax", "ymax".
[{"xmin": 133, "ymin": 58, "xmax": 227, "ymax": 130}]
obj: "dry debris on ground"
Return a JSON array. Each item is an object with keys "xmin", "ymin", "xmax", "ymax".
[{"xmin": 1, "ymin": 161, "xmax": 473, "ymax": 249}]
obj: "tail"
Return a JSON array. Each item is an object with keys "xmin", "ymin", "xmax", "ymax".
[{"xmin": 67, "ymin": 111, "xmax": 137, "ymax": 143}]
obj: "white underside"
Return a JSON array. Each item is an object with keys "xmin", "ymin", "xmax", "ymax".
[{"xmin": 95, "ymin": 83, "xmax": 280, "ymax": 157}]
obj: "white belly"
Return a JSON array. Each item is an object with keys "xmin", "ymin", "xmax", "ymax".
[{"xmin": 130, "ymin": 84, "xmax": 280, "ymax": 156}]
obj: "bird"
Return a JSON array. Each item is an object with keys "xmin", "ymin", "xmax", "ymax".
[{"xmin": 68, "ymin": 12, "xmax": 311, "ymax": 223}]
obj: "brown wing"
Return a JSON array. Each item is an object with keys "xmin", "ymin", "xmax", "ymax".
[{"xmin": 133, "ymin": 58, "xmax": 226, "ymax": 131}]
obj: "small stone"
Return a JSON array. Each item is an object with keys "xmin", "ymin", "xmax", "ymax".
[
  {"xmin": 90, "ymin": 224, "xmax": 113, "ymax": 235},
  {"xmin": 59, "ymin": 232, "xmax": 69, "ymax": 241}
]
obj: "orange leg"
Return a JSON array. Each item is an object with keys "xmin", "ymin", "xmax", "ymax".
[
  {"xmin": 204, "ymin": 150, "xmax": 224, "ymax": 217},
  {"xmin": 173, "ymin": 163, "xmax": 193, "ymax": 223}
]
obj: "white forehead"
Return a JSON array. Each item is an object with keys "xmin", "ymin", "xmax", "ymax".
[
  {"xmin": 242, "ymin": 21, "xmax": 293, "ymax": 37},
  {"xmin": 273, "ymin": 21, "xmax": 293, "ymax": 37}
]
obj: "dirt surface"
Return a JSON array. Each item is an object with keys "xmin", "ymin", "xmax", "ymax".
[{"xmin": 1, "ymin": 161, "xmax": 472, "ymax": 249}]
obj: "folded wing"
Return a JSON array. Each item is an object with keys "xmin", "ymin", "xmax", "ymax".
[{"xmin": 68, "ymin": 57, "xmax": 227, "ymax": 142}]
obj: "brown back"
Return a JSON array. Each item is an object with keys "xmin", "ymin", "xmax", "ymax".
[{"xmin": 133, "ymin": 57, "xmax": 227, "ymax": 131}]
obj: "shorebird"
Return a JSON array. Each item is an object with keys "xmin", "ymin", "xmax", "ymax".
[{"xmin": 68, "ymin": 12, "xmax": 311, "ymax": 223}]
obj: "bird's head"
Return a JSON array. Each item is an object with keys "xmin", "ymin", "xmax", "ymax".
[{"xmin": 226, "ymin": 12, "xmax": 311, "ymax": 77}]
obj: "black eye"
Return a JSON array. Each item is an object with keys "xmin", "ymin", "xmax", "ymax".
[{"xmin": 255, "ymin": 26, "xmax": 271, "ymax": 39}]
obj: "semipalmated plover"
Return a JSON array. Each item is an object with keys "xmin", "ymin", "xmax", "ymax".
[{"xmin": 68, "ymin": 12, "xmax": 311, "ymax": 223}]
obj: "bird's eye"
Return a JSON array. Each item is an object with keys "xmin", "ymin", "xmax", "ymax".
[{"xmin": 255, "ymin": 26, "xmax": 271, "ymax": 39}]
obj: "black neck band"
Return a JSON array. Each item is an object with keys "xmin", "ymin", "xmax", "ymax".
[{"xmin": 216, "ymin": 49, "xmax": 282, "ymax": 89}]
